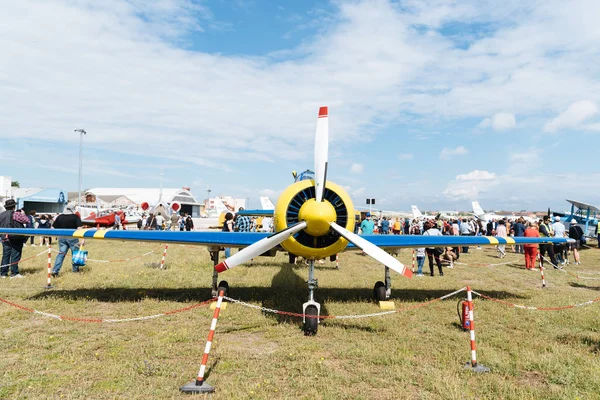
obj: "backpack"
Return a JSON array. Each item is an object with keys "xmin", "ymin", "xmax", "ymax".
[
  {"xmin": 6, "ymin": 212, "xmax": 29, "ymax": 243},
  {"xmin": 136, "ymin": 219, "xmax": 143, "ymax": 229}
]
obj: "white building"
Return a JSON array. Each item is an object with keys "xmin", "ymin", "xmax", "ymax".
[{"xmin": 0, "ymin": 176, "xmax": 14, "ymax": 204}]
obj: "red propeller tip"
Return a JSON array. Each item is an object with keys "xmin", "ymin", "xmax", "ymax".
[
  {"xmin": 403, "ymin": 268, "xmax": 413, "ymax": 278},
  {"xmin": 318, "ymin": 106, "xmax": 328, "ymax": 118},
  {"xmin": 215, "ymin": 261, "xmax": 229, "ymax": 273}
]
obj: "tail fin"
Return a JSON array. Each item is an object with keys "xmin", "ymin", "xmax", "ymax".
[
  {"xmin": 260, "ymin": 197, "xmax": 275, "ymax": 210},
  {"xmin": 214, "ymin": 198, "xmax": 229, "ymax": 215},
  {"xmin": 411, "ymin": 205, "xmax": 422, "ymax": 218},
  {"xmin": 472, "ymin": 201, "xmax": 485, "ymax": 216}
]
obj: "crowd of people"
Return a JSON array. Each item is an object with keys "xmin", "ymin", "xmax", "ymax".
[{"xmin": 355, "ymin": 212, "xmax": 594, "ymax": 277}]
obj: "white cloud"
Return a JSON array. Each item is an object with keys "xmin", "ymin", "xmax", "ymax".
[
  {"xmin": 477, "ymin": 112, "xmax": 516, "ymax": 131},
  {"xmin": 440, "ymin": 146, "xmax": 468, "ymax": 160},
  {"xmin": 543, "ymin": 100, "xmax": 599, "ymax": 133},
  {"xmin": 398, "ymin": 153, "xmax": 414, "ymax": 160},
  {"xmin": 352, "ymin": 187, "xmax": 366, "ymax": 197},
  {"xmin": 350, "ymin": 163, "xmax": 364, "ymax": 173},
  {"xmin": 456, "ymin": 170, "xmax": 496, "ymax": 181}
]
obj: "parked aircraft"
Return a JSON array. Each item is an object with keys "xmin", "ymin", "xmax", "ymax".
[
  {"xmin": 0, "ymin": 107, "xmax": 572, "ymax": 335},
  {"xmin": 471, "ymin": 201, "xmax": 533, "ymax": 223},
  {"xmin": 556, "ymin": 199, "xmax": 599, "ymax": 236}
]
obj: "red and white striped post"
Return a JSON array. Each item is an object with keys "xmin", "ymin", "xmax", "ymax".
[
  {"xmin": 412, "ymin": 249, "xmax": 416, "ymax": 273},
  {"xmin": 180, "ymin": 290, "xmax": 225, "ymax": 394},
  {"xmin": 464, "ymin": 286, "xmax": 489, "ymax": 372},
  {"xmin": 538, "ymin": 253, "xmax": 546, "ymax": 288},
  {"xmin": 45, "ymin": 245, "xmax": 53, "ymax": 289},
  {"xmin": 160, "ymin": 244, "xmax": 169, "ymax": 269}
]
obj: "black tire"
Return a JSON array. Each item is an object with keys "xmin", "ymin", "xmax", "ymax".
[
  {"xmin": 303, "ymin": 305, "xmax": 319, "ymax": 336},
  {"xmin": 217, "ymin": 280, "xmax": 229, "ymax": 297},
  {"xmin": 373, "ymin": 281, "xmax": 386, "ymax": 302},
  {"xmin": 329, "ymin": 254, "xmax": 337, "ymax": 262},
  {"xmin": 288, "ymin": 253, "xmax": 296, "ymax": 264}
]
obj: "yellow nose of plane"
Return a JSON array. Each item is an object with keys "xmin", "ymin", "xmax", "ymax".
[{"xmin": 298, "ymin": 198, "xmax": 336, "ymax": 237}]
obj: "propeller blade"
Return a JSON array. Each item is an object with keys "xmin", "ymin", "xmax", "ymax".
[
  {"xmin": 314, "ymin": 106, "xmax": 329, "ymax": 202},
  {"xmin": 215, "ymin": 222, "xmax": 307, "ymax": 272},
  {"xmin": 329, "ymin": 222, "xmax": 413, "ymax": 278}
]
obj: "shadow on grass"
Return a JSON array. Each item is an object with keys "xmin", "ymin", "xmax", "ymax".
[
  {"xmin": 556, "ymin": 333, "xmax": 600, "ymax": 354},
  {"xmin": 568, "ymin": 282, "xmax": 600, "ymax": 291}
]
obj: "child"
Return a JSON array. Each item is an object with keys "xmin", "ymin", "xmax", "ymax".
[{"xmin": 416, "ymin": 247, "xmax": 426, "ymax": 276}]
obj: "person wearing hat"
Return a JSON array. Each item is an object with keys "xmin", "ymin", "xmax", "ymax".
[
  {"xmin": 51, "ymin": 204, "xmax": 83, "ymax": 276},
  {"xmin": 568, "ymin": 219, "xmax": 584, "ymax": 265},
  {"xmin": 360, "ymin": 213, "xmax": 374, "ymax": 235},
  {"xmin": 0, "ymin": 199, "xmax": 31, "ymax": 278},
  {"xmin": 551, "ymin": 216, "xmax": 567, "ymax": 264}
]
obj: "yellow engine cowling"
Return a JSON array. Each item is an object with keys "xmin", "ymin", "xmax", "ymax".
[{"xmin": 274, "ymin": 180, "xmax": 355, "ymax": 259}]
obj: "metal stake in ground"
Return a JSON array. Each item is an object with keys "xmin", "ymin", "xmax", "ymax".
[
  {"xmin": 180, "ymin": 290, "xmax": 225, "ymax": 394},
  {"xmin": 44, "ymin": 245, "xmax": 53, "ymax": 290},
  {"xmin": 160, "ymin": 244, "xmax": 169, "ymax": 269},
  {"xmin": 464, "ymin": 286, "xmax": 490, "ymax": 373}
]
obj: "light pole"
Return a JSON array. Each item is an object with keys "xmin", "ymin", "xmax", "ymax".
[{"xmin": 75, "ymin": 129, "xmax": 86, "ymax": 207}]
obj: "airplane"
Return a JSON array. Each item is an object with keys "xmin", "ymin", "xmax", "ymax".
[
  {"xmin": 471, "ymin": 201, "xmax": 533, "ymax": 223},
  {"xmin": 554, "ymin": 199, "xmax": 599, "ymax": 237},
  {"xmin": 410, "ymin": 205, "xmax": 457, "ymax": 220},
  {"xmin": 0, "ymin": 106, "xmax": 573, "ymax": 336},
  {"xmin": 260, "ymin": 197, "xmax": 275, "ymax": 210}
]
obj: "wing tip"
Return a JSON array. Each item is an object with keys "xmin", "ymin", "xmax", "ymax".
[{"xmin": 318, "ymin": 106, "xmax": 328, "ymax": 118}]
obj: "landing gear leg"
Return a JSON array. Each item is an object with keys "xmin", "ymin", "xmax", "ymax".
[
  {"xmin": 210, "ymin": 250, "xmax": 219, "ymax": 297},
  {"xmin": 302, "ymin": 259, "xmax": 320, "ymax": 336},
  {"xmin": 374, "ymin": 266, "xmax": 391, "ymax": 302}
]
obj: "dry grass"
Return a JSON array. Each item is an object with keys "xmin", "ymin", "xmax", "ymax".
[{"xmin": 1, "ymin": 240, "xmax": 600, "ymax": 399}]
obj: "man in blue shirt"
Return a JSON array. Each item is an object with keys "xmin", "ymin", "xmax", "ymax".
[
  {"xmin": 360, "ymin": 213, "xmax": 374, "ymax": 235},
  {"xmin": 380, "ymin": 217, "xmax": 390, "ymax": 234}
]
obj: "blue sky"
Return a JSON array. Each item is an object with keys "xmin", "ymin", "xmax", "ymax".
[{"xmin": 1, "ymin": 0, "xmax": 600, "ymax": 212}]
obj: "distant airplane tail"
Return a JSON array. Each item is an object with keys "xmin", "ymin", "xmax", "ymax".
[
  {"xmin": 411, "ymin": 205, "xmax": 422, "ymax": 218},
  {"xmin": 472, "ymin": 201, "xmax": 485, "ymax": 216},
  {"xmin": 214, "ymin": 198, "xmax": 229, "ymax": 215},
  {"xmin": 260, "ymin": 196, "xmax": 275, "ymax": 210}
]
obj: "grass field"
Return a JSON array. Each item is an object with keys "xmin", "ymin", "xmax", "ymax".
[{"xmin": 1, "ymin": 239, "xmax": 600, "ymax": 399}]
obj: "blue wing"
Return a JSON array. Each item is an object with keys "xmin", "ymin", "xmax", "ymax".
[{"xmin": 0, "ymin": 228, "xmax": 572, "ymax": 249}]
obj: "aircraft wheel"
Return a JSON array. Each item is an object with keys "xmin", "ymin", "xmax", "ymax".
[
  {"xmin": 329, "ymin": 254, "xmax": 337, "ymax": 262},
  {"xmin": 373, "ymin": 281, "xmax": 386, "ymax": 302},
  {"xmin": 217, "ymin": 280, "xmax": 229, "ymax": 297},
  {"xmin": 303, "ymin": 305, "xmax": 319, "ymax": 336},
  {"xmin": 288, "ymin": 253, "xmax": 296, "ymax": 264}
]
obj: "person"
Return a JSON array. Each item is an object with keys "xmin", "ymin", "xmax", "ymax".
[
  {"xmin": 222, "ymin": 212, "xmax": 234, "ymax": 258},
  {"xmin": 552, "ymin": 216, "xmax": 566, "ymax": 264},
  {"xmin": 185, "ymin": 214, "xmax": 194, "ymax": 231},
  {"xmin": 380, "ymin": 217, "xmax": 390, "ymax": 235},
  {"xmin": 27, "ymin": 210, "xmax": 37, "ymax": 246},
  {"xmin": 360, "ymin": 213, "xmax": 374, "ymax": 235},
  {"xmin": 459, "ymin": 218, "xmax": 472, "ymax": 253},
  {"xmin": 51, "ymin": 204, "xmax": 83, "ymax": 276},
  {"xmin": 539, "ymin": 215, "xmax": 559, "ymax": 268},
  {"xmin": 38, "ymin": 214, "xmax": 53, "ymax": 245},
  {"xmin": 179, "ymin": 214, "xmax": 186, "ymax": 231},
  {"xmin": 235, "ymin": 208, "xmax": 252, "ymax": 232},
  {"xmin": 523, "ymin": 222, "xmax": 539, "ymax": 270},
  {"xmin": 392, "ymin": 218, "xmax": 401, "ymax": 235},
  {"xmin": 441, "ymin": 247, "xmax": 457, "ymax": 268},
  {"xmin": 155, "ymin": 213, "xmax": 164, "ymax": 231},
  {"xmin": 415, "ymin": 247, "xmax": 425, "ymax": 276},
  {"xmin": 513, "ymin": 218, "xmax": 526, "ymax": 254},
  {"xmin": 261, "ymin": 216, "xmax": 273, "ymax": 232},
  {"xmin": 496, "ymin": 219, "xmax": 507, "ymax": 258},
  {"xmin": 423, "ymin": 221, "xmax": 444, "ymax": 276},
  {"xmin": 568, "ymin": 219, "xmax": 584, "ymax": 265},
  {"xmin": 113, "ymin": 212, "xmax": 122, "ymax": 230},
  {"xmin": 170, "ymin": 212, "xmax": 180, "ymax": 231},
  {"xmin": 0, "ymin": 199, "xmax": 30, "ymax": 278}
]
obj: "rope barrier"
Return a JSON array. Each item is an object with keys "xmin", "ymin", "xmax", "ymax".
[
  {"xmin": 51, "ymin": 245, "xmax": 161, "ymax": 263},
  {"xmin": 0, "ymin": 249, "xmax": 48, "ymax": 269},
  {"xmin": 223, "ymin": 287, "xmax": 467, "ymax": 320},
  {"xmin": 0, "ymin": 297, "xmax": 215, "ymax": 323}
]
